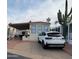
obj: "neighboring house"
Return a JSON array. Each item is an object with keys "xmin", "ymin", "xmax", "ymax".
[
  {"xmin": 55, "ymin": 21, "xmax": 72, "ymax": 45},
  {"xmin": 8, "ymin": 21, "xmax": 50, "ymax": 40},
  {"xmin": 50, "ymin": 27, "xmax": 60, "ymax": 32},
  {"xmin": 67, "ymin": 21, "xmax": 72, "ymax": 44},
  {"xmin": 60, "ymin": 21, "xmax": 72, "ymax": 45},
  {"xmin": 30, "ymin": 21, "xmax": 50, "ymax": 34}
]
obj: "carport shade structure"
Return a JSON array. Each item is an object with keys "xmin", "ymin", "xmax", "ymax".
[{"xmin": 9, "ymin": 23, "xmax": 30, "ymax": 30}]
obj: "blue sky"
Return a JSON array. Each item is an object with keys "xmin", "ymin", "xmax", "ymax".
[
  {"xmin": 7, "ymin": 0, "xmax": 72, "ymax": 27},
  {"xmin": 8, "ymin": 0, "xmax": 45, "ymax": 15}
]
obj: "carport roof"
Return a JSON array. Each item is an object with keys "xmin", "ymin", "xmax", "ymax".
[
  {"xmin": 9, "ymin": 23, "xmax": 29, "ymax": 30},
  {"xmin": 9, "ymin": 21, "xmax": 50, "ymax": 30},
  {"xmin": 30, "ymin": 21, "xmax": 50, "ymax": 24}
]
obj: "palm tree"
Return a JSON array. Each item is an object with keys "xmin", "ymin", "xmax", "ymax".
[
  {"xmin": 46, "ymin": 17, "xmax": 51, "ymax": 23},
  {"xmin": 57, "ymin": 0, "xmax": 72, "ymax": 39}
]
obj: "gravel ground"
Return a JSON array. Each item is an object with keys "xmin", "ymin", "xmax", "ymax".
[{"xmin": 7, "ymin": 39, "xmax": 72, "ymax": 59}]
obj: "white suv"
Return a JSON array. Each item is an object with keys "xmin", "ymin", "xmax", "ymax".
[{"xmin": 38, "ymin": 31, "xmax": 66, "ymax": 49}]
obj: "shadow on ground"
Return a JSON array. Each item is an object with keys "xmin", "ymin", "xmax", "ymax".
[{"xmin": 7, "ymin": 52, "xmax": 32, "ymax": 59}]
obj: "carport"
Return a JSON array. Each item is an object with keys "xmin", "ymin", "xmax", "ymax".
[
  {"xmin": 9, "ymin": 22, "xmax": 30, "ymax": 40},
  {"xmin": 9, "ymin": 22, "xmax": 30, "ymax": 30}
]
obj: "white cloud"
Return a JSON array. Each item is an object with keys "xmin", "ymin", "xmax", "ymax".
[{"xmin": 8, "ymin": 0, "xmax": 72, "ymax": 28}]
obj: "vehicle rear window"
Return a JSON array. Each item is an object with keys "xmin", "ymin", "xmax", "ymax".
[
  {"xmin": 47, "ymin": 33, "xmax": 61, "ymax": 37},
  {"xmin": 39, "ymin": 32, "xmax": 46, "ymax": 36}
]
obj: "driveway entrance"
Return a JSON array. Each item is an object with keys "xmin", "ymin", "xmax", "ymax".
[{"xmin": 7, "ymin": 39, "xmax": 72, "ymax": 59}]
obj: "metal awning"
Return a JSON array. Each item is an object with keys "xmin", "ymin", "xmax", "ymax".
[{"xmin": 9, "ymin": 23, "xmax": 30, "ymax": 30}]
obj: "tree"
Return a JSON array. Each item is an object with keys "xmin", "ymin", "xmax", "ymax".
[
  {"xmin": 46, "ymin": 17, "xmax": 51, "ymax": 23},
  {"xmin": 57, "ymin": 0, "xmax": 72, "ymax": 39}
]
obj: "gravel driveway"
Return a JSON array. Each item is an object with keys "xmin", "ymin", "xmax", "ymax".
[{"xmin": 8, "ymin": 39, "xmax": 72, "ymax": 59}]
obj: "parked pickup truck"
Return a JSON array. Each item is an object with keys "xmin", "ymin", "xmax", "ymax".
[{"xmin": 38, "ymin": 31, "xmax": 66, "ymax": 49}]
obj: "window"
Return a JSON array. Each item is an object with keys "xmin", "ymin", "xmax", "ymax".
[
  {"xmin": 31, "ymin": 25, "xmax": 36, "ymax": 34},
  {"xmin": 39, "ymin": 33, "xmax": 42, "ymax": 36},
  {"xmin": 36, "ymin": 25, "xmax": 42, "ymax": 34},
  {"xmin": 44, "ymin": 26, "xmax": 48, "ymax": 32},
  {"xmin": 42, "ymin": 25, "xmax": 48, "ymax": 32},
  {"xmin": 31, "ymin": 29, "xmax": 36, "ymax": 33}
]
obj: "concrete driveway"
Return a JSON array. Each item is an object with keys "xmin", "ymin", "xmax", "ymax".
[{"xmin": 7, "ymin": 39, "xmax": 72, "ymax": 59}]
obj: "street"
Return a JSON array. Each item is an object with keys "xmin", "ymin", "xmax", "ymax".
[{"xmin": 7, "ymin": 52, "xmax": 31, "ymax": 59}]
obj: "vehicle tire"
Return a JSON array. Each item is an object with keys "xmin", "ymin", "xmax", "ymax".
[
  {"xmin": 42, "ymin": 41, "xmax": 47, "ymax": 49},
  {"xmin": 60, "ymin": 47, "xmax": 64, "ymax": 49},
  {"xmin": 60, "ymin": 44, "xmax": 65, "ymax": 49}
]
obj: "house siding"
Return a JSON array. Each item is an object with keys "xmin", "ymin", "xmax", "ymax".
[{"xmin": 59, "ymin": 22, "xmax": 72, "ymax": 44}]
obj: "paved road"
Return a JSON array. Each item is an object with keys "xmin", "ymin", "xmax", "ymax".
[
  {"xmin": 8, "ymin": 40, "xmax": 72, "ymax": 59},
  {"xmin": 7, "ymin": 53, "xmax": 31, "ymax": 59}
]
